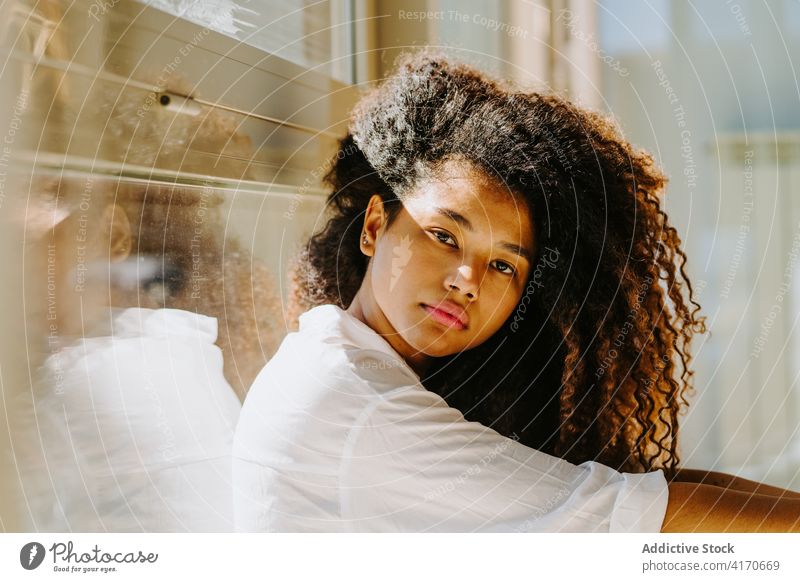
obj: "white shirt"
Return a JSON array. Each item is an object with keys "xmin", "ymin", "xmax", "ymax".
[
  {"xmin": 15, "ymin": 308, "xmax": 241, "ymax": 532},
  {"xmin": 233, "ymin": 304, "xmax": 669, "ymax": 532}
]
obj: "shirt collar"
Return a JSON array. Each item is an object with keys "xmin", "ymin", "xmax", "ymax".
[{"xmin": 298, "ymin": 304, "xmax": 421, "ymax": 383}]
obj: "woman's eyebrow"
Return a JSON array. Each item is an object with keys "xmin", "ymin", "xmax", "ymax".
[
  {"xmin": 435, "ymin": 206, "xmax": 473, "ymax": 231},
  {"xmin": 434, "ymin": 206, "xmax": 532, "ymax": 263},
  {"xmin": 498, "ymin": 242, "xmax": 533, "ymax": 264}
]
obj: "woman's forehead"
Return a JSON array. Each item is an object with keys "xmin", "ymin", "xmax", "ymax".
[{"xmin": 404, "ymin": 168, "xmax": 533, "ymax": 234}]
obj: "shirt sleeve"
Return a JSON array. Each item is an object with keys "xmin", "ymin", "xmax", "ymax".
[{"xmin": 338, "ymin": 386, "xmax": 669, "ymax": 532}]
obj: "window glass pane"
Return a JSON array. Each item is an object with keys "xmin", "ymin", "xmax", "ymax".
[
  {"xmin": 2, "ymin": 0, "xmax": 347, "ymax": 530},
  {"xmin": 597, "ymin": 0, "xmax": 800, "ymax": 489},
  {"xmin": 140, "ymin": 0, "xmax": 353, "ymax": 82}
]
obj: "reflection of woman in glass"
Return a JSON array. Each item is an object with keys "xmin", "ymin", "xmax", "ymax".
[
  {"xmin": 234, "ymin": 52, "xmax": 800, "ymax": 532},
  {"xmin": 16, "ymin": 79, "xmax": 284, "ymax": 532}
]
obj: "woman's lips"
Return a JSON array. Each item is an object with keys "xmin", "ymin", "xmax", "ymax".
[{"xmin": 422, "ymin": 303, "xmax": 468, "ymax": 330}]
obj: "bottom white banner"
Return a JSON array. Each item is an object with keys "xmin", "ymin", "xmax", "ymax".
[{"xmin": 1, "ymin": 533, "xmax": 797, "ymax": 581}]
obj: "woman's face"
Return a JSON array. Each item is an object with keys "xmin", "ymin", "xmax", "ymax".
[{"xmin": 349, "ymin": 161, "xmax": 535, "ymax": 373}]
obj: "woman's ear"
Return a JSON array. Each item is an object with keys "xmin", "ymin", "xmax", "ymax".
[
  {"xmin": 100, "ymin": 203, "xmax": 132, "ymax": 263},
  {"xmin": 360, "ymin": 194, "xmax": 387, "ymax": 257}
]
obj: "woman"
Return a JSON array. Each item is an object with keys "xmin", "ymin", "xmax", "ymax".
[{"xmin": 233, "ymin": 52, "xmax": 800, "ymax": 532}]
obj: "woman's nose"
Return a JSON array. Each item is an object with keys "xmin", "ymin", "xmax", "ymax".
[{"xmin": 447, "ymin": 264, "xmax": 479, "ymax": 300}]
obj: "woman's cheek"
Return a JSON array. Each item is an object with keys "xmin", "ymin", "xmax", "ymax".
[
  {"xmin": 493, "ymin": 280, "xmax": 525, "ymax": 319},
  {"xmin": 371, "ymin": 237, "xmax": 397, "ymax": 279},
  {"xmin": 486, "ymin": 274, "xmax": 516, "ymax": 300},
  {"xmin": 415, "ymin": 246, "xmax": 444, "ymax": 270}
]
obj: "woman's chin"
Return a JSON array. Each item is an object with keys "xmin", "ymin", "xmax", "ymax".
[{"xmin": 404, "ymin": 333, "xmax": 462, "ymax": 359}]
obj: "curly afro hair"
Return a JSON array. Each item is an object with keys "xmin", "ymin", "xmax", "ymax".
[{"xmin": 291, "ymin": 51, "xmax": 705, "ymax": 477}]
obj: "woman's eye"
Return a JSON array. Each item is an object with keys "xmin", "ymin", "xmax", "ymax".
[
  {"xmin": 493, "ymin": 261, "xmax": 516, "ymax": 275},
  {"xmin": 431, "ymin": 230, "xmax": 457, "ymax": 247}
]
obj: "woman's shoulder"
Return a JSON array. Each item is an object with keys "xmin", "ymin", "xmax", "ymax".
[
  {"xmin": 237, "ymin": 304, "xmax": 420, "ymax": 436},
  {"xmin": 233, "ymin": 304, "xmax": 424, "ymax": 466},
  {"xmin": 255, "ymin": 303, "xmax": 418, "ymax": 390},
  {"xmin": 247, "ymin": 303, "xmax": 373, "ymax": 378}
]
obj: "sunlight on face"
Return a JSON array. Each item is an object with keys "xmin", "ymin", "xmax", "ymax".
[{"xmin": 360, "ymin": 160, "xmax": 535, "ymax": 367}]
